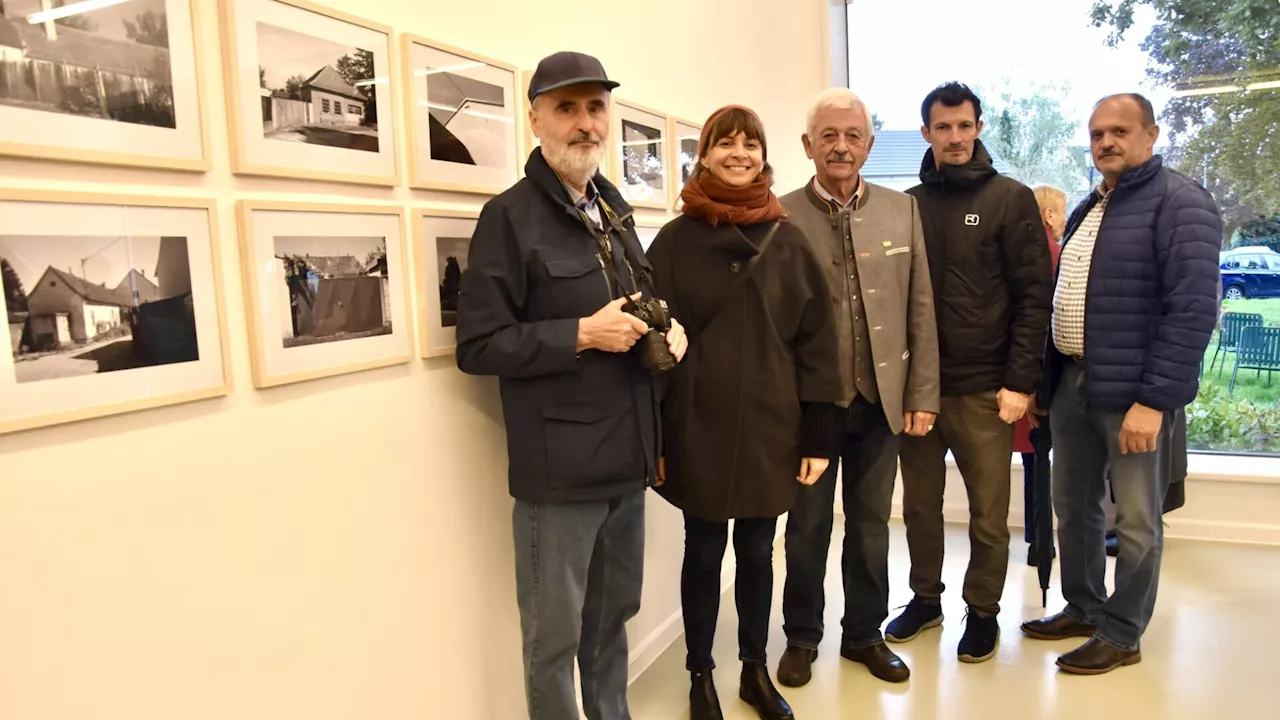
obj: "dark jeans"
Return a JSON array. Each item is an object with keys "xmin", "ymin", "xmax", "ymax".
[
  {"xmin": 682, "ymin": 513, "xmax": 778, "ymax": 671},
  {"xmin": 783, "ymin": 397, "xmax": 900, "ymax": 650},
  {"xmin": 513, "ymin": 490, "xmax": 645, "ymax": 720},
  {"xmin": 1052, "ymin": 361, "xmax": 1172, "ymax": 651},
  {"xmin": 899, "ymin": 391, "xmax": 1014, "ymax": 616}
]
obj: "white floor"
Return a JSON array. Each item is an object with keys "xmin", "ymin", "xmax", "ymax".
[{"xmin": 627, "ymin": 520, "xmax": 1280, "ymax": 720}]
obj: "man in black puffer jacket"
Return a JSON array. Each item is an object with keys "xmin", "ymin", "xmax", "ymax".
[{"xmin": 886, "ymin": 82, "xmax": 1051, "ymax": 665}]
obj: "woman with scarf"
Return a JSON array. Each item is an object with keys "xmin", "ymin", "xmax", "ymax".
[{"xmin": 646, "ymin": 105, "xmax": 843, "ymax": 720}]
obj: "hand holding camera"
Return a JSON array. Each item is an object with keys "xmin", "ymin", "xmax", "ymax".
[{"xmin": 578, "ymin": 293, "xmax": 649, "ymax": 353}]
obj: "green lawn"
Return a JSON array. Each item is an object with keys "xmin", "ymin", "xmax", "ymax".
[
  {"xmin": 1201, "ymin": 298, "xmax": 1280, "ymax": 406},
  {"xmin": 1191, "ymin": 298, "xmax": 1280, "ymax": 454}
]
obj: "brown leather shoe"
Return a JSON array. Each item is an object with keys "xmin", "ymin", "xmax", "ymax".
[
  {"xmin": 840, "ymin": 642, "xmax": 910, "ymax": 683},
  {"xmin": 776, "ymin": 646, "xmax": 818, "ymax": 688},
  {"xmin": 1056, "ymin": 637, "xmax": 1142, "ymax": 675},
  {"xmin": 1021, "ymin": 611, "xmax": 1097, "ymax": 641}
]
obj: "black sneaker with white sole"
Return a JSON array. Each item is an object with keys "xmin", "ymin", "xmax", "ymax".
[
  {"xmin": 957, "ymin": 609, "xmax": 1000, "ymax": 663},
  {"xmin": 885, "ymin": 597, "xmax": 943, "ymax": 643}
]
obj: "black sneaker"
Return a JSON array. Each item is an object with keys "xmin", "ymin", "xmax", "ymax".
[
  {"xmin": 885, "ymin": 597, "xmax": 943, "ymax": 643},
  {"xmin": 957, "ymin": 609, "xmax": 1000, "ymax": 663}
]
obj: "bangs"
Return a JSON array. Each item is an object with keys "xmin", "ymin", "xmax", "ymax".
[{"xmin": 701, "ymin": 108, "xmax": 767, "ymax": 155}]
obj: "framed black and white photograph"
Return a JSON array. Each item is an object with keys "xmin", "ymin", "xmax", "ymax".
[
  {"xmin": 238, "ymin": 200, "xmax": 411, "ymax": 388},
  {"xmin": 414, "ymin": 208, "xmax": 476, "ymax": 359},
  {"xmin": 219, "ymin": 0, "xmax": 398, "ymax": 185},
  {"xmin": 611, "ymin": 100, "xmax": 669, "ymax": 210},
  {"xmin": 670, "ymin": 117, "xmax": 701, "ymax": 208},
  {"xmin": 0, "ymin": 0, "xmax": 209, "ymax": 171},
  {"xmin": 0, "ymin": 190, "xmax": 229, "ymax": 434},
  {"xmin": 402, "ymin": 34, "xmax": 518, "ymax": 194}
]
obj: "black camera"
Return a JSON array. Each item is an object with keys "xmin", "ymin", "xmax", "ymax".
[{"xmin": 624, "ymin": 296, "xmax": 677, "ymax": 375}]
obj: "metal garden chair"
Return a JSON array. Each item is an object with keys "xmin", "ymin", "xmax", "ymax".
[
  {"xmin": 1212, "ymin": 312, "xmax": 1263, "ymax": 377},
  {"xmin": 1229, "ymin": 325, "xmax": 1280, "ymax": 395}
]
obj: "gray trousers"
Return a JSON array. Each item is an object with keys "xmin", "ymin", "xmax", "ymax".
[{"xmin": 513, "ymin": 490, "xmax": 645, "ymax": 720}]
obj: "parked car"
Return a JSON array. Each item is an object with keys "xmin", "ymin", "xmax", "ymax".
[{"xmin": 1220, "ymin": 247, "xmax": 1280, "ymax": 300}]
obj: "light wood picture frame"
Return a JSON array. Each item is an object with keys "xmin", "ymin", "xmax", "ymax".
[
  {"xmin": 401, "ymin": 34, "xmax": 519, "ymax": 194},
  {"xmin": 0, "ymin": 0, "xmax": 211, "ymax": 172},
  {"xmin": 236, "ymin": 200, "xmax": 413, "ymax": 388},
  {"xmin": 219, "ymin": 0, "xmax": 400, "ymax": 186},
  {"xmin": 669, "ymin": 116, "xmax": 702, "ymax": 211},
  {"xmin": 413, "ymin": 207, "xmax": 477, "ymax": 359},
  {"xmin": 0, "ymin": 189, "xmax": 231, "ymax": 435},
  {"xmin": 611, "ymin": 99, "xmax": 670, "ymax": 211}
]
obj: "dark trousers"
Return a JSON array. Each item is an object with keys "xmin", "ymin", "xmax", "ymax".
[
  {"xmin": 1052, "ymin": 361, "xmax": 1172, "ymax": 650},
  {"xmin": 682, "ymin": 514, "xmax": 778, "ymax": 671},
  {"xmin": 782, "ymin": 397, "xmax": 900, "ymax": 650},
  {"xmin": 513, "ymin": 491, "xmax": 645, "ymax": 720},
  {"xmin": 899, "ymin": 391, "xmax": 1014, "ymax": 616}
]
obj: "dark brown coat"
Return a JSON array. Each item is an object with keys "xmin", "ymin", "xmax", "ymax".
[{"xmin": 646, "ymin": 215, "xmax": 842, "ymax": 522}]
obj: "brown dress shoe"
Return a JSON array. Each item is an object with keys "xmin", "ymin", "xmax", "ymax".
[
  {"xmin": 1056, "ymin": 636, "xmax": 1142, "ymax": 675},
  {"xmin": 840, "ymin": 642, "xmax": 910, "ymax": 683},
  {"xmin": 776, "ymin": 646, "xmax": 817, "ymax": 688},
  {"xmin": 1021, "ymin": 611, "xmax": 1097, "ymax": 641}
]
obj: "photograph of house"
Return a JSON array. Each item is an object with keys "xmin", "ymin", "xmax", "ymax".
[
  {"xmin": 0, "ymin": 234, "xmax": 199, "ymax": 384},
  {"xmin": 0, "ymin": 0, "xmax": 174, "ymax": 127},
  {"xmin": 272, "ymin": 235, "xmax": 391, "ymax": 348},
  {"xmin": 436, "ymin": 236, "xmax": 469, "ymax": 328},
  {"xmin": 256, "ymin": 22, "xmax": 379, "ymax": 153},
  {"xmin": 426, "ymin": 68, "xmax": 506, "ymax": 168},
  {"xmin": 621, "ymin": 119, "xmax": 665, "ymax": 202}
]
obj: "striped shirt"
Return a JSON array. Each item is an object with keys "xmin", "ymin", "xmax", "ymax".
[{"xmin": 1052, "ymin": 187, "xmax": 1112, "ymax": 358}]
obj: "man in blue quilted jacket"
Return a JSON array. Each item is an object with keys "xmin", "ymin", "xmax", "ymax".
[{"xmin": 1020, "ymin": 94, "xmax": 1221, "ymax": 675}]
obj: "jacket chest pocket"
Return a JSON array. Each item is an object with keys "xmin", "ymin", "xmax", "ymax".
[{"xmin": 541, "ymin": 254, "xmax": 609, "ymax": 318}]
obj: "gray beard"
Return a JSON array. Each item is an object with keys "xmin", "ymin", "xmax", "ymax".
[{"xmin": 543, "ymin": 140, "xmax": 603, "ymax": 187}]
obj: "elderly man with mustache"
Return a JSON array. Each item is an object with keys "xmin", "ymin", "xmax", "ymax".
[
  {"xmin": 456, "ymin": 51, "xmax": 687, "ymax": 720},
  {"xmin": 1021, "ymin": 93, "xmax": 1220, "ymax": 676},
  {"xmin": 776, "ymin": 87, "xmax": 940, "ymax": 688}
]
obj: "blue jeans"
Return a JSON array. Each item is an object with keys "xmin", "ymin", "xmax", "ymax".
[
  {"xmin": 513, "ymin": 491, "xmax": 645, "ymax": 720},
  {"xmin": 1051, "ymin": 362, "xmax": 1172, "ymax": 651},
  {"xmin": 783, "ymin": 397, "xmax": 900, "ymax": 650}
]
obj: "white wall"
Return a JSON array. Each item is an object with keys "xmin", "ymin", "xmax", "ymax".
[{"xmin": 0, "ymin": 2, "xmax": 833, "ymax": 719}]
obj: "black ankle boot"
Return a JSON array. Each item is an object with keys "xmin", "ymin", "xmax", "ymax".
[
  {"xmin": 690, "ymin": 670, "xmax": 723, "ymax": 720},
  {"xmin": 739, "ymin": 663, "xmax": 793, "ymax": 720}
]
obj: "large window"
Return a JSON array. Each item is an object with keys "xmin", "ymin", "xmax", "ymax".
[{"xmin": 848, "ymin": 0, "xmax": 1279, "ymax": 455}]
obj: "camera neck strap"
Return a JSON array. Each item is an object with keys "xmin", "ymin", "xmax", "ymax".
[
  {"xmin": 569, "ymin": 189, "xmax": 650, "ymax": 300},
  {"xmin": 690, "ymin": 221, "xmax": 781, "ymax": 339}
]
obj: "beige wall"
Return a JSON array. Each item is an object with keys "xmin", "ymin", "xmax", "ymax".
[{"xmin": 0, "ymin": 1, "xmax": 831, "ymax": 719}]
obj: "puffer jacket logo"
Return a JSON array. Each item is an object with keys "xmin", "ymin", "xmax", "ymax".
[{"xmin": 964, "ymin": 214, "xmax": 980, "ymax": 226}]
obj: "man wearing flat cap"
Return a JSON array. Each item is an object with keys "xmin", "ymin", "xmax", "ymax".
[{"xmin": 456, "ymin": 51, "xmax": 687, "ymax": 720}]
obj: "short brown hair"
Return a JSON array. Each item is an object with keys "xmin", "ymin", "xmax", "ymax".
[{"xmin": 690, "ymin": 106, "xmax": 773, "ymax": 182}]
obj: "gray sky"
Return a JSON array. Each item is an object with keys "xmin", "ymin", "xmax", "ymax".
[
  {"xmin": 257, "ymin": 22, "xmax": 364, "ymax": 91},
  {"xmin": 0, "ymin": 235, "xmax": 162, "ymax": 291},
  {"xmin": 847, "ymin": 0, "xmax": 1168, "ymax": 144},
  {"xmin": 274, "ymin": 236, "xmax": 385, "ymax": 261},
  {"xmin": 4, "ymin": 0, "xmax": 167, "ymax": 44}
]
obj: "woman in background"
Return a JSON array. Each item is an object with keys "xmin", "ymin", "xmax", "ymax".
[{"xmin": 646, "ymin": 105, "xmax": 843, "ymax": 720}]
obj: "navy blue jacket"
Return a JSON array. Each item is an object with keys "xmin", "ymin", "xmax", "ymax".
[
  {"xmin": 1044, "ymin": 156, "xmax": 1221, "ymax": 413},
  {"xmin": 455, "ymin": 149, "xmax": 660, "ymax": 503}
]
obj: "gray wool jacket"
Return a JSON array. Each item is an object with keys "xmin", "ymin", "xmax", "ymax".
[{"xmin": 780, "ymin": 179, "xmax": 940, "ymax": 434}]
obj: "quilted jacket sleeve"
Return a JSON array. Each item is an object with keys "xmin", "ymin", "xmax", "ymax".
[
  {"xmin": 999, "ymin": 184, "xmax": 1053, "ymax": 394},
  {"xmin": 1138, "ymin": 182, "xmax": 1222, "ymax": 411}
]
